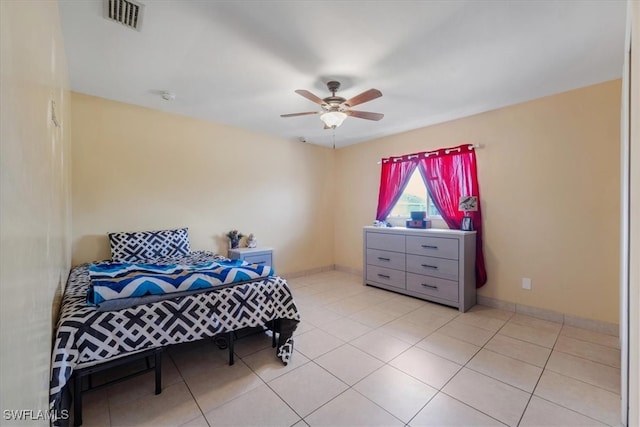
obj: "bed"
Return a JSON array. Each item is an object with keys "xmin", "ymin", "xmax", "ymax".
[{"xmin": 49, "ymin": 228, "xmax": 300, "ymax": 425}]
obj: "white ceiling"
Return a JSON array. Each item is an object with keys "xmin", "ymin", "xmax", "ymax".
[{"xmin": 58, "ymin": 0, "xmax": 627, "ymax": 148}]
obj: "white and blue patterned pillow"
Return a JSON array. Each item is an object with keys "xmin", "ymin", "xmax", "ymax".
[{"xmin": 108, "ymin": 228, "xmax": 191, "ymax": 262}]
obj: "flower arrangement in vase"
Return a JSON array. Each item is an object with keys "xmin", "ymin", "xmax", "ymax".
[{"xmin": 226, "ymin": 230, "xmax": 244, "ymax": 249}]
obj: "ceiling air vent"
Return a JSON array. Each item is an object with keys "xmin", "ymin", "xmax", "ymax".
[{"xmin": 104, "ymin": 0, "xmax": 144, "ymax": 31}]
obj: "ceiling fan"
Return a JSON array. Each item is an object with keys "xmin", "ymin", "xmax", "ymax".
[{"xmin": 281, "ymin": 81, "xmax": 383, "ymax": 129}]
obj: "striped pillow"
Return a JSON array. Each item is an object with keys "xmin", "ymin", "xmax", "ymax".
[{"xmin": 108, "ymin": 228, "xmax": 190, "ymax": 262}]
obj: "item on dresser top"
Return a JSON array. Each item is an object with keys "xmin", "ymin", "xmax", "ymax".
[
  {"xmin": 226, "ymin": 229, "xmax": 244, "ymax": 249},
  {"xmin": 458, "ymin": 196, "xmax": 478, "ymax": 231},
  {"xmin": 461, "ymin": 216, "xmax": 473, "ymax": 231},
  {"xmin": 406, "ymin": 219, "xmax": 432, "ymax": 229},
  {"xmin": 410, "ymin": 211, "xmax": 427, "ymax": 220},
  {"xmin": 246, "ymin": 233, "xmax": 258, "ymax": 248}
]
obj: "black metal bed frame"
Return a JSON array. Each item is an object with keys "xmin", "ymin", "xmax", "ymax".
[
  {"xmin": 71, "ymin": 321, "xmax": 280, "ymax": 426},
  {"xmin": 72, "ymin": 347, "xmax": 162, "ymax": 426}
]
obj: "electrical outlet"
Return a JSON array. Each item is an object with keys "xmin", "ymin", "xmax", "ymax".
[{"xmin": 522, "ymin": 278, "xmax": 532, "ymax": 290}]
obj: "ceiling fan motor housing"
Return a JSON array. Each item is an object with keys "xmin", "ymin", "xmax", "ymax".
[
  {"xmin": 323, "ymin": 81, "xmax": 346, "ymax": 109},
  {"xmin": 323, "ymin": 97, "xmax": 347, "ymax": 110}
]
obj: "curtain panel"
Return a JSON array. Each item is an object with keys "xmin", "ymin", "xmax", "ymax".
[
  {"xmin": 375, "ymin": 157, "xmax": 417, "ymax": 221},
  {"xmin": 376, "ymin": 144, "xmax": 487, "ymax": 287}
]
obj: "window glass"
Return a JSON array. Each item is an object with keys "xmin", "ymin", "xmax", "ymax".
[{"xmin": 388, "ymin": 169, "xmax": 441, "ymax": 218}]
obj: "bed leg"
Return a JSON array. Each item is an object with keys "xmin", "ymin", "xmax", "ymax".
[
  {"xmin": 73, "ymin": 373, "xmax": 82, "ymax": 427},
  {"xmin": 154, "ymin": 348, "xmax": 162, "ymax": 395},
  {"xmin": 271, "ymin": 320, "xmax": 278, "ymax": 348},
  {"xmin": 228, "ymin": 331, "xmax": 235, "ymax": 366}
]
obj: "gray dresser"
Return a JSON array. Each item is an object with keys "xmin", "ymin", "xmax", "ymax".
[{"xmin": 363, "ymin": 226, "xmax": 476, "ymax": 312}]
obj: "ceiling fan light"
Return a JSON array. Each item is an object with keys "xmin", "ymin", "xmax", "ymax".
[{"xmin": 320, "ymin": 111, "xmax": 347, "ymax": 128}]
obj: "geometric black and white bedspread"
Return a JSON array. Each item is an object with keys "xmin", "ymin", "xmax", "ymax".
[{"xmin": 49, "ymin": 251, "xmax": 300, "ymax": 411}]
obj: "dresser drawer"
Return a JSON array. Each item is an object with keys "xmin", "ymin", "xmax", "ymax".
[
  {"xmin": 406, "ymin": 236, "xmax": 458, "ymax": 260},
  {"xmin": 406, "ymin": 273, "xmax": 458, "ymax": 302},
  {"xmin": 366, "ymin": 232, "xmax": 405, "ymax": 253},
  {"xmin": 406, "ymin": 254, "xmax": 459, "ymax": 281},
  {"xmin": 366, "ymin": 265, "xmax": 405, "ymax": 289},
  {"xmin": 243, "ymin": 253, "xmax": 272, "ymax": 266},
  {"xmin": 367, "ymin": 249, "xmax": 405, "ymax": 270}
]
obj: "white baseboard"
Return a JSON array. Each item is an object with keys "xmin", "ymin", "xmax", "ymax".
[
  {"xmin": 477, "ymin": 295, "xmax": 619, "ymax": 337},
  {"xmin": 279, "ymin": 265, "xmax": 336, "ymax": 280},
  {"xmin": 335, "ymin": 265, "xmax": 362, "ymax": 276}
]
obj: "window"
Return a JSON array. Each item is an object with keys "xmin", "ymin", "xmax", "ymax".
[{"xmin": 388, "ymin": 169, "xmax": 441, "ymax": 218}]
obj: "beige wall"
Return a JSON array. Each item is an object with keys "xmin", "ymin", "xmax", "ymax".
[
  {"xmin": 627, "ymin": 1, "xmax": 639, "ymax": 424},
  {"xmin": 74, "ymin": 82, "xmax": 621, "ymax": 324},
  {"xmin": 335, "ymin": 80, "xmax": 621, "ymax": 324},
  {"xmin": 0, "ymin": 0, "xmax": 631, "ymax": 420},
  {"xmin": 0, "ymin": 0, "xmax": 72, "ymax": 418},
  {"xmin": 71, "ymin": 93, "xmax": 335, "ymax": 275}
]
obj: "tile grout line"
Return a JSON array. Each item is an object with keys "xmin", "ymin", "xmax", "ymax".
[
  {"xmin": 291, "ymin": 289, "xmax": 451, "ymax": 425},
  {"xmin": 514, "ymin": 323, "xmax": 589, "ymax": 426},
  {"xmin": 551, "ymin": 346, "xmax": 623, "ymax": 371},
  {"xmin": 512, "ymin": 315, "xmax": 559, "ymax": 426},
  {"xmin": 404, "ymin": 309, "xmax": 514, "ymax": 426},
  {"xmin": 82, "ymin": 271, "xmax": 620, "ymax": 426},
  {"xmin": 302, "ymin": 366, "xmax": 405, "ymax": 426},
  {"xmin": 310, "ymin": 280, "xmax": 615, "ymax": 424},
  {"xmin": 250, "ymin": 360, "xmax": 307, "ymax": 426},
  {"xmin": 296, "ymin": 273, "xmax": 620, "ymax": 426},
  {"xmin": 167, "ymin": 344, "xmax": 213, "ymax": 427},
  {"xmin": 301, "ymin": 274, "xmax": 621, "ymax": 426},
  {"xmin": 300, "ymin": 280, "xmax": 509, "ymax": 425}
]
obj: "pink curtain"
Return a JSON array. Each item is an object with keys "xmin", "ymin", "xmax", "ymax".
[
  {"xmin": 376, "ymin": 157, "xmax": 417, "ymax": 221},
  {"xmin": 375, "ymin": 144, "xmax": 487, "ymax": 288},
  {"xmin": 416, "ymin": 144, "xmax": 487, "ymax": 287}
]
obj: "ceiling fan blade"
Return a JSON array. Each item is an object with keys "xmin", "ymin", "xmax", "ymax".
[
  {"xmin": 346, "ymin": 110, "xmax": 384, "ymax": 121},
  {"xmin": 280, "ymin": 111, "xmax": 319, "ymax": 118},
  {"xmin": 295, "ymin": 89, "xmax": 326, "ymax": 106},
  {"xmin": 344, "ymin": 88, "xmax": 382, "ymax": 107}
]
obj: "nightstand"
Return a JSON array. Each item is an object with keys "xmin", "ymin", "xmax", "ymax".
[{"xmin": 227, "ymin": 247, "xmax": 273, "ymax": 267}]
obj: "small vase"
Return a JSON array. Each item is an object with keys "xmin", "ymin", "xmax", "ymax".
[{"xmin": 230, "ymin": 239, "xmax": 240, "ymax": 249}]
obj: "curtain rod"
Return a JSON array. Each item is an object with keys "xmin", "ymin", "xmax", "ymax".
[{"xmin": 376, "ymin": 144, "xmax": 483, "ymax": 165}]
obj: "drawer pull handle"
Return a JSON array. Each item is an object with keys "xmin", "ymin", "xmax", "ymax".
[
  {"xmin": 421, "ymin": 264, "xmax": 438, "ymax": 269},
  {"xmin": 421, "ymin": 245, "xmax": 438, "ymax": 250},
  {"xmin": 377, "ymin": 257, "xmax": 391, "ymax": 261},
  {"xmin": 377, "ymin": 274, "xmax": 391, "ymax": 279},
  {"xmin": 421, "ymin": 284, "xmax": 438, "ymax": 289},
  {"xmin": 255, "ymin": 261, "xmax": 266, "ymax": 264}
]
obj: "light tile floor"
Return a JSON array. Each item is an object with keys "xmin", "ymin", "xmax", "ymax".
[{"xmin": 81, "ymin": 270, "xmax": 622, "ymax": 426}]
